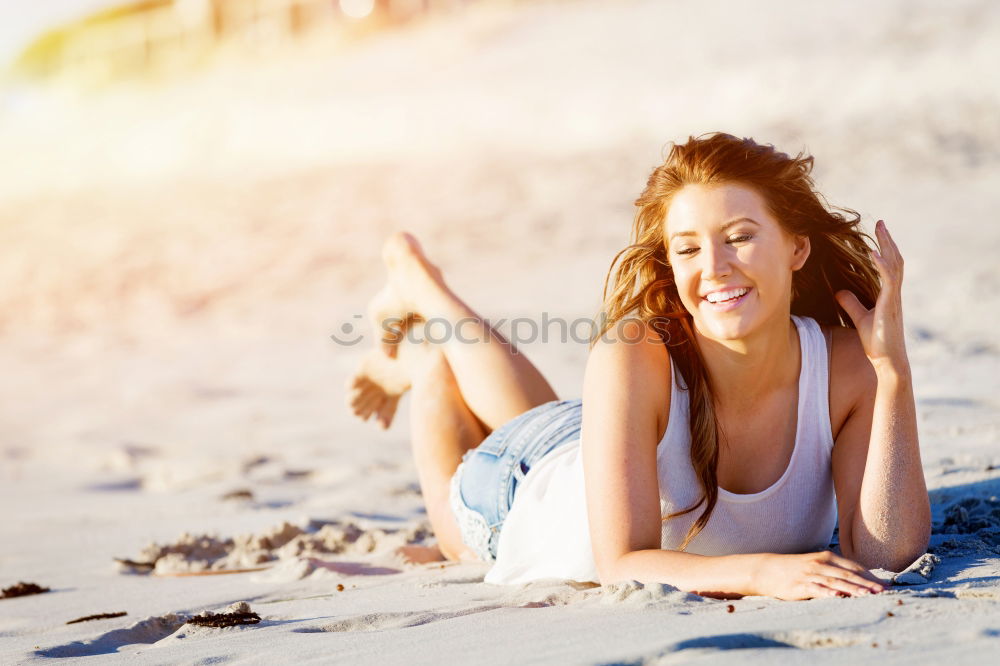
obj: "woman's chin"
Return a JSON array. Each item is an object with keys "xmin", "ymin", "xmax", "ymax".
[{"xmin": 695, "ymin": 314, "xmax": 754, "ymax": 341}]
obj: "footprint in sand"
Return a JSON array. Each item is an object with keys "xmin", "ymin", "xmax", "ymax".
[{"xmin": 641, "ymin": 629, "xmax": 869, "ymax": 661}]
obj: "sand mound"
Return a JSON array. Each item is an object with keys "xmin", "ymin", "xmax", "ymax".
[
  {"xmin": 599, "ymin": 580, "xmax": 704, "ymax": 607},
  {"xmin": 937, "ymin": 495, "xmax": 1000, "ymax": 541},
  {"xmin": 118, "ymin": 519, "xmax": 433, "ymax": 575}
]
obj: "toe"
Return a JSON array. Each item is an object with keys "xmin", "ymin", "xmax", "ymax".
[
  {"xmin": 353, "ymin": 389, "xmax": 382, "ymax": 416},
  {"xmin": 360, "ymin": 391, "xmax": 385, "ymax": 420},
  {"xmin": 381, "ymin": 398, "xmax": 400, "ymax": 427},
  {"xmin": 348, "ymin": 384, "xmax": 373, "ymax": 408},
  {"xmin": 376, "ymin": 399, "xmax": 397, "ymax": 429}
]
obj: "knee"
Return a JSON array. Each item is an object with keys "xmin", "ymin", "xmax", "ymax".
[{"xmin": 410, "ymin": 344, "xmax": 452, "ymax": 386}]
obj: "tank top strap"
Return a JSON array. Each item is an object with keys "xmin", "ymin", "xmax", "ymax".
[
  {"xmin": 791, "ymin": 315, "xmax": 835, "ymax": 454},
  {"xmin": 667, "ymin": 351, "xmax": 686, "ymax": 406}
]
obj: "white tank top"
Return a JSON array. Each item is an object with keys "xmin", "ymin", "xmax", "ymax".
[{"xmin": 484, "ymin": 315, "xmax": 838, "ymax": 585}]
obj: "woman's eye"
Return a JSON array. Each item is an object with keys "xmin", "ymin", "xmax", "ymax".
[{"xmin": 674, "ymin": 234, "xmax": 750, "ymax": 256}]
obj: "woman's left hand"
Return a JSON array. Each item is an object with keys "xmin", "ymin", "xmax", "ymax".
[{"xmin": 835, "ymin": 219, "xmax": 909, "ymax": 372}]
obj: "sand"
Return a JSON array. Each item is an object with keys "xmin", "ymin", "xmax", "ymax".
[{"xmin": 1, "ymin": 0, "xmax": 999, "ymax": 662}]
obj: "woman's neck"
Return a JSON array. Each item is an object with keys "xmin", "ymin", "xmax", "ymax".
[{"xmin": 693, "ymin": 314, "xmax": 800, "ymax": 411}]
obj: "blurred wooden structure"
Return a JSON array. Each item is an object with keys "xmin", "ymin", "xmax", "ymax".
[{"xmin": 13, "ymin": 0, "xmax": 473, "ymax": 86}]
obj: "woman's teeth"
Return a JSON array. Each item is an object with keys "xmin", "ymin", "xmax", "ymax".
[{"xmin": 705, "ymin": 287, "xmax": 750, "ymax": 303}]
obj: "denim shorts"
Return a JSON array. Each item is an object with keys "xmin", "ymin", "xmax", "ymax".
[{"xmin": 448, "ymin": 398, "xmax": 583, "ymax": 562}]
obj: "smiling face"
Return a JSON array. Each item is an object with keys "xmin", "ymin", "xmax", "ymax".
[{"xmin": 664, "ymin": 182, "xmax": 810, "ymax": 341}]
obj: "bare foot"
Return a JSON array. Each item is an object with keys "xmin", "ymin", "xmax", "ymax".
[
  {"xmin": 374, "ymin": 232, "xmax": 455, "ymax": 358},
  {"xmin": 394, "ymin": 544, "xmax": 447, "ymax": 565},
  {"xmin": 346, "ymin": 348, "xmax": 412, "ymax": 429},
  {"xmin": 364, "ymin": 232, "xmax": 449, "ymax": 359},
  {"xmin": 348, "ymin": 232, "xmax": 451, "ymax": 429},
  {"xmin": 381, "ymin": 231, "xmax": 448, "ymax": 307},
  {"xmin": 366, "ymin": 283, "xmax": 420, "ymax": 359}
]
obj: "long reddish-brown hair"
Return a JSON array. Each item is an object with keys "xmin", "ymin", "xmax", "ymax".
[{"xmin": 594, "ymin": 132, "xmax": 880, "ymax": 550}]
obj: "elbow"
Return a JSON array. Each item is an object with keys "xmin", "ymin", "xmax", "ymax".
[
  {"xmin": 882, "ymin": 549, "xmax": 928, "ymax": 574},
  {"xmin": 891, "ymin": 531, "xmax": 932, "ymax": 573},
  {"xmin": 850, "ymin": 511, "xmax": 932, "ymax": 572},
  {"xmin": 891, "ymin": 516, "xmax": 934, "ymax": 570},
  {"xmin": 596, "ymin": 552, "xmax": 635, "ymax": 586},
  {"xmin": 869, "ymin": 529, "xmax": 932, "ymax": 573},
  {"xmin": 596, "ymin": 557, "xmax": 623, "ymax": 587}
]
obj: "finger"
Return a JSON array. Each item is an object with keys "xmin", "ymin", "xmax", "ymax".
[
  {"xmin": 806, "ymin": 582, "xmax": 842, "ymax": 600},
  {"xmin": 881, "ymin": 223, "xmax": 904, "ymax": 277},
  {"xmin": 876, "ymin": 220, "xmax": 898, "ymax": 258},
  {"xmin": 874, "ymin": 219, "xmax": 887, "ymax": 245},
  {"xmin": 835, "ymin": 290, "xmax": 869, "ymax": 327},
  {"xmin": 876, "ymin": 219, "xmax": 903, "ymax": 260},
  {"xmin": 816, "ymin": 564, "xmax": 884, "ymax": 593},
  {"xmin": 870, "ymin": 246, "xmax": 887, "ymax": 272},
  {"xmin": 828, "ymin": 553, "xmax": 880, "ymax": 579},
  {"xmin": 873, "ymin": 222, "xmax": 904, "ymax": 280},
  {"xmin": 824, "ymin": 556, "xmax": 886, "ymax": 588},
  {"xmin": 835, "ymin": 561, "xmax": 888, "ymax": 588},
  {"xmin": 814, "ymin": 572, "xmax": 876, "ymax": 597},
  {"xmin": 869, "ymin": 248, "xmax": 899, "ymax": 289}
]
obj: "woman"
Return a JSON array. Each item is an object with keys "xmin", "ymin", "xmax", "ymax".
[{"xmin": 346, "ymin": 133, "xmax": 931, "ymax": 600}]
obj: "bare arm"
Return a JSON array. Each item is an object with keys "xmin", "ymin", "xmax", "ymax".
[
  {"xmin": 834, "ymin": 220, "xmax": 931, "ymax": 571},
  {"xmin": 606, "ymin": 549, "xmax": 761, "ymax": 597},
  {"xmin": 856, "ymin": 365, "xmax": 929, "ymax": 569}
]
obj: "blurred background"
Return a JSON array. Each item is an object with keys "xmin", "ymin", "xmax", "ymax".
[{"xmin": 1, "ymin": 0, "xmax": 998, "ymax": 495}]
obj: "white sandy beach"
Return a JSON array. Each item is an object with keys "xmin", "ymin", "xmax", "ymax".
[{"xmin": 1, "ymin": 0, "xmax": 999, "ymax": 662}]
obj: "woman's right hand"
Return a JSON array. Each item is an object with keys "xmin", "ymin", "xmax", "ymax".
[{"xmin": 751, "ymin": 551, "xmax": 886, "ymax": 600}]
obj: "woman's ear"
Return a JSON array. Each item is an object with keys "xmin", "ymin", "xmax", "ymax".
[{"xmin": 790, "ymin": 234, "xmax": 811, "ymax": 271}]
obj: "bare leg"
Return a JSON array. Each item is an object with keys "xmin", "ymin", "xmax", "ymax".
[
  {"xmin": 348, "ymin": 330, "xmax": 482, "ymax": 561},
  {"xmin": 363, "ymin": 231, "xmax": 558, "ymax": 432},
  {"xmin": 404, "ymin": 334, "xmax": 487, "ymax": 561},
  {"xmin": 346, "ymin": 232, "xmax": 560, "ymax": 561}
]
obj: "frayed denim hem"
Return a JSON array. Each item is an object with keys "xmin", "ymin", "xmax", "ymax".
[{"xmin": 448, "ymin": 460, "xmax": 496, "ymax": 563}]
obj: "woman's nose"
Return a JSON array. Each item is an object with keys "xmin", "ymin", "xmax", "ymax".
[{"xmin": 701, "ymin": 242, "xmax": 731, "ymax": 279}]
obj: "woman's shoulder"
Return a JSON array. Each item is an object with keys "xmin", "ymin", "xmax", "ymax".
[
  {"xmin": 585, "ymin": 318, "xmax": 671, "ymax": 440},
  {"xmin": 588, "ymin": 319, "xmax": 672, "ymax": 378},
  {"xmin": 820, "ymin": 322, "xmax": 878, "ymax": 438}
]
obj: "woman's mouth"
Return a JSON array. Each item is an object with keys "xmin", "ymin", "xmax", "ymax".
[{"xmin": 701, "ymin": 286, "xmax": 752, "ymax": 312}]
